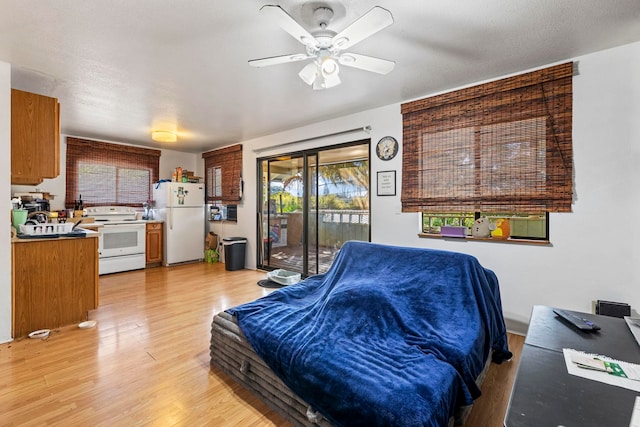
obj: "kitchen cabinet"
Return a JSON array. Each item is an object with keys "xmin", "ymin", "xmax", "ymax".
[
  {"xmin": 146, "ymin": 222, "xmax": 163, "ymax": 266},
  {"xmin": 11, "ymin": 89, "xmax": 61, "ymax": 185},
  {"xmin": 12, "ymin": 235, "xmax": 99, "ymax": 338}
]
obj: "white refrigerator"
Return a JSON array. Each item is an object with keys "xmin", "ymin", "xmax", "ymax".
[{"xmin": 153, "ymin": 182, "xmax": 205, "ymax": 266}]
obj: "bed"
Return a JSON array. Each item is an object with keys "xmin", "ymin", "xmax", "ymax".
[{"xmin": 210, "ymin": 241, "xmax": 512, "ymax": 426}]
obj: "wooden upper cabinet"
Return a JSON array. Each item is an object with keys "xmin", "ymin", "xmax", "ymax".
[{"xmin": 11, "ymin": 89, "xmax": 61, "ymax": 185}]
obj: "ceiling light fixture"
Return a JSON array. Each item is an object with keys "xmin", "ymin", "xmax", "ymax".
[
  {"xmin": 151, "ymin": 130, "xmax": 177, "ymax": 143},
  {"xmin": 249, "ymin": 5, "xmax": 395, "ymax": 91},
  {"xmin": 321, "ymin": 57, "xmax": 339, "ymax": 77},
  {"xmin": 298, "ymin": 50, "xmax": 342, "ymax": 91}
]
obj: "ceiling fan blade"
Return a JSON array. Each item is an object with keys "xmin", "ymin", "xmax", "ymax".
[
  {"xmin": 260, "ymin": 5, "xmax": 319, "ymax": 49},
  {"xmin": 331, "ymin": 6, "xmax": 393, "ymax": 51},
  {"xmin": 249, "ymin": 53, "xmax": 310, "ymax": 68},
  {"xmin": 338, "ymin": 53, "xmax": 395, "ymax": 74}
]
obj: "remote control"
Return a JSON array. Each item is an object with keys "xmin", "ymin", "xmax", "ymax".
[{"xmin": 553, "ymin": 309, "xmax": 601, "ymax": 331}]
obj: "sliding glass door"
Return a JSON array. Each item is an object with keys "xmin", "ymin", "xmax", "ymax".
[{"xmin": 258, "ymin": 141, "xmax": 370, "ymax": 276}]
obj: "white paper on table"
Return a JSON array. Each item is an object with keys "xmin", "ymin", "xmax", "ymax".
[
  {"xmin": 563, "ymin": 348, "xmax": 640, "ymax": 392},
  {"xmin": 631, "ymin": 397, "xmax": 640, "ymax": 427}
]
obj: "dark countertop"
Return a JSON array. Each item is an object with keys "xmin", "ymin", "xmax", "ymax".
[{"xmin": 11, "ymin": 228, "xmax": 99, "ymax": 243}]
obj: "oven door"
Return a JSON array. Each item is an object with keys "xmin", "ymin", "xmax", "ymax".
[{"xmin": 99, "ymin": 223, "xmax": 146, "ymax": 258}]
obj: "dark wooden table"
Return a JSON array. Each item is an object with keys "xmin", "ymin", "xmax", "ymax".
[{"xmin": 505, "ymin": 305, "xmax": 640, "ymax": 427}]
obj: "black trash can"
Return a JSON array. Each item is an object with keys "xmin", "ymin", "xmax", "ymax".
[{"xmin": 223, "ymin": 237, "xmax": 247, "ymax": 271}]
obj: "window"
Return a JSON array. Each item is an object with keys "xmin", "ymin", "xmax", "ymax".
[
  {"xmin": 202, "ymin": 144, "xmax": 243, "ymax": 204},
  {"xmin": 401, "ymin": 62, "xmax": 573, "ymax": 214},
  {"xmin": 422, "ymin": 212, "xmax": 549, "ymax": 241},
  {"xmin": 208, "ymin": 166, "xmax": 222, "ymax": 198},
  {"xmin": 66, "ymin": 137, "xmax": 160, "ymax": 207},
  {"xmin": 423, "ymin": 212, "xmax": 475, "ymax": 234}
]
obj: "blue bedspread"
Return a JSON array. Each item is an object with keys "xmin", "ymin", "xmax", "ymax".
[{"xmin": 228, "ymin": 241, "xmax": 511, "ymax": 427}]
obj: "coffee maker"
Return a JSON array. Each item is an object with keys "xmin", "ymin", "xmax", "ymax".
[{"xmin": 21, "ymin": 198, "xmax": 50, "ymax": 214}]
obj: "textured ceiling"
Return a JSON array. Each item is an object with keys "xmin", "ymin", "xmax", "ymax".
[{"xmin": 1, "ymin": 0, "xmax": 640, "ymax": 153}]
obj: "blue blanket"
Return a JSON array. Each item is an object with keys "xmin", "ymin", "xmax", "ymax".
[{"xmin": 228, "ymin": 241, "xmax": 511, "ymax": 427}]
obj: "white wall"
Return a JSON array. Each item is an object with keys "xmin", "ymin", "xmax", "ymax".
[
  {"xmin": 0, "ymin": 61, "xmax": 11, "ymax": 342},
  {"xmin": 236, "ymin": 41, "xmax": 640, "ymax": 332},
  {"xmin": 4, "ymin": 41, "xmax": 639, "ymax": 338}
]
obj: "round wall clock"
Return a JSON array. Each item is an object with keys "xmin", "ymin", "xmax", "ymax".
[{"xmin": 376, "ymin": 136, "xmax": 398, "ymax": 160}]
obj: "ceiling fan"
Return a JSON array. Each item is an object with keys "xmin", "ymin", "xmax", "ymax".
[{"xmin": 249, "ymin": 4, "xmax": 395, "ymax": 90}]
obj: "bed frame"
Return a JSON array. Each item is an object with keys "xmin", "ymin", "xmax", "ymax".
[{"xmin": 210, "ymin": 310, "xmax": 490, "ymax": 426}]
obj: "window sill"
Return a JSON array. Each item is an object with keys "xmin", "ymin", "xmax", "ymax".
[{"xmin": 418, "ymin": 233, "xmax": 551, "ymax": 246}]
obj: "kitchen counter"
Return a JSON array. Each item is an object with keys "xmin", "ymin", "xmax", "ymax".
[
  {"xmin": 11, "ymin": 228, "xmax": 99, "ymax": 243},
  {"xmin": 11, "ymin": 217, "xmax": 165, "ymax": 241},
  {"xmin": 11, "ymin": 229, "xmax": 99, "ymax": 338},
  {"xmin": 78, "ymin": 219, "xmax": 164, "ymax": 226}
]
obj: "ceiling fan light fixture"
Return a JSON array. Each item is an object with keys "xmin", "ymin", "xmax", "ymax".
[
  {"xmin": 321, "ymin": 57, "xmax": 339, "ymax": 77},
  {"xmin": 151, "ymin": 130, "xmax": 177, "ymax": 143},
  {"xmin": 301, "ymin": 58, "xmax": 341, "ymax": 90},
  {"xmin": 312, "ymin": 79, "xmax": 325, "ymax": 91},
  {"xmin": 324, "ymin": 72, "xmax": 341, "ymax": 89},
  {"xmin": 313, "ymin": 71, "xmax": 340, "ymax": 91},
  {"xmin": 255, "ymin": 5, "xmax": 394, "ymax": 90},
  {"xmin": 299, "ymin": 62, "xmax": 319, "ymax": 85}
]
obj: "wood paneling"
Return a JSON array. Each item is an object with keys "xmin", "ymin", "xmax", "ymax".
[{"xmin": 0, "ymin": 262, "xmax": 523, "ymax": 426}]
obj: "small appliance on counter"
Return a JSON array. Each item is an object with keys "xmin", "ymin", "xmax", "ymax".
[
  {"xmin": 208, "ymin": 204, "xmax": 237, "ymax": 221},
  {"xmin": 13, "ymin": 192, "xmax": 53, "ymax": 214},
  {"xmin": 21, "ymin": 198, "xmax": 50, "ymax": 214}
]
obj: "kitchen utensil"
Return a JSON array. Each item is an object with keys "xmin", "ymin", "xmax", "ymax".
[{"xmin": 75, "ymin": 194, "xmax": 84, "ymax": 210}]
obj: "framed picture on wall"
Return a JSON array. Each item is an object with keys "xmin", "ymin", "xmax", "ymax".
[{"xmin": 377, "ymin": 170, "xmax": 396, "ymax": 196}]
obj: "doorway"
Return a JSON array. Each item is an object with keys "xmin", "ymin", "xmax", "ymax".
[{"xmin": 257, "ymin": 141, "xmax": 370, "ymax": 276}]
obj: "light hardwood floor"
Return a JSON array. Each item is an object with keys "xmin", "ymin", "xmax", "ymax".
[{"xmin": 0, "ymin": 263, "xmax": 524, "ymax": 426}]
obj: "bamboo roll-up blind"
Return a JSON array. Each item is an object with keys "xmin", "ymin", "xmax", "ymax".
[
  {"xmin": 202, "ymin": 144, "xmax": 243, "ymax": 203},
  {"xmin": 401, "ymin": 62, "xmax": 573, "ymax": 213},
  {"xmin": 66, "ymin": 137, "xmax": 160, "ymax": 207}
]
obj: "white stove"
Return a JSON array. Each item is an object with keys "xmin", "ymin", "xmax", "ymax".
[{"xmin": 87, "ymin": 206, "xmax": 147, "ymax": 275}]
